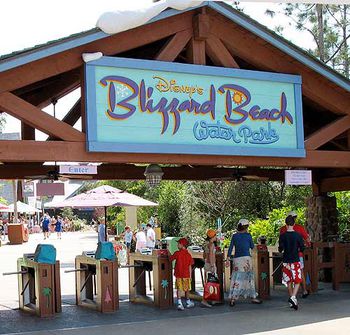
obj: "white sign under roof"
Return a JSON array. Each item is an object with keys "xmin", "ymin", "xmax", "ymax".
[
  {"xmin": 59, "ymin": 165, "xmax": 98, "ymax": 175},
  {"xmin": 285, "ymin": 170, "xmax": 312, "ymax": 185}
]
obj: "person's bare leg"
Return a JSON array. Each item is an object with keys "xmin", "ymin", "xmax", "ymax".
[
  {"xmin": 287, "ymin": 283, "xmax": 293, "ymax": 297},
  {"xmin": 301, "ymin": 270, "xmax": 308, "ymax": 294},
  {"xmin": 292, "ymin": 283, "xmax": 300, "ymax": 297}
]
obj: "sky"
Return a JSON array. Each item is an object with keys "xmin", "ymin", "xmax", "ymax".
[{"xmin": 0, "ymin": 0, "xmax": 315, "ymax": 137}]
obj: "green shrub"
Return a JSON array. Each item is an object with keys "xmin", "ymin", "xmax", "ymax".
[{"xmin": 72, "ymin": 218, "xmax": 87, "ymax": 231}]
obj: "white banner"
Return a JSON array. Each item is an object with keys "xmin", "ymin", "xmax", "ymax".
[{"xmin": 285, "ymin": 170, "xmax": 312, "ymax": 185}]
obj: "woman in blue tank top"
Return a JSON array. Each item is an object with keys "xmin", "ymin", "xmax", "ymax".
[{"xmin": 226, "ymin": 219, "xmax": 262, "ymax": 306}]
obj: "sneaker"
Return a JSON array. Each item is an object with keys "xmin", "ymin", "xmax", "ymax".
[
  {"xmin": 288, "ymin": 296, "xmax": 298, "ymax": 310},
  {"xmin": 177, "ymin": 303, "xmax": 184, "ymax": 311},
  {"xmin": 186, "ymin": 301, "xmax": 195, "ymax": 308},
  {"xmin": 201, "ymin": 301, "xmax": 212, "ymax": 308},
  {"xmin": 302, "ymin": 292, "xmax": 309, "ymax": 299}
]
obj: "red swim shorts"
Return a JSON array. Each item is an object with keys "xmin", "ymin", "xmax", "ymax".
[{"xmin": 282, "ymin": 262, "xmax": 302, "ymax": 286}]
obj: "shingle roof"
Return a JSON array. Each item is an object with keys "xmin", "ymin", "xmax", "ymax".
[{"xmin": 0, "ymin": 1, "xmax": 349, "ymax": 92}]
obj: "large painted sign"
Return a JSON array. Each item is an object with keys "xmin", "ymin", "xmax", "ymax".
[{"xmin": 85, "ymin": 57, "xmax": 304, "ymax": 157}]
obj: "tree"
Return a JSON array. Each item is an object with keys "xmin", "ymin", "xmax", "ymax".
[{"xmin": 283, "ymin": 4, "xmax": 350, "ymax": 78}]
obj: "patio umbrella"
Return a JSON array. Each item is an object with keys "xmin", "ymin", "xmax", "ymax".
[
  {"xmin": 0, "ymin": 203, "xmax": 9, "ymax": 210},
  {"xmin": 45, "ymin": 185, "xmax": 158, "ymax": 241},
  {"xmin": 0, "ymin": 201, "xmax": 41, "ymax": 214}
]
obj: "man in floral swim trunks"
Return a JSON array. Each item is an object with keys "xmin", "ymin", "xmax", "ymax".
[{"xmin": 278, "ymin": 215, "xmax": 305, "ymax": 310}]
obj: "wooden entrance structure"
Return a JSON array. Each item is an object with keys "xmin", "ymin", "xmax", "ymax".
[{"xmin": 0, "ymin": 1, "xmax": 349, "ymax": 192}]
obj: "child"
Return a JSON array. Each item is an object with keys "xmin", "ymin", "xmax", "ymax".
[
  {"xmin": 55, "ymin": 216, "xmax": 63, "ymax": 239},
  {"xmin": 169, "ymin": 238, "xmax": 195, "ymax": 311},
  {"xmin": 278, "ymin": 215, "xmax": 305, "ymax": 310},
  {"xmin": 123, "ymin": 226, "xmax": 133, "ymax": 264},
  {"xmin": 280, "ymin": 211, "xmax": 311, "ymax": 298},
  {"xmin": 201, "ymin": 229, "xmax": 217, "ymax": 308}
]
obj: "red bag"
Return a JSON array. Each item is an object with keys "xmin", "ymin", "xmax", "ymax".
[{"xmin": 203, "ymin": 282, "xmax": 221, "ymax": 301}]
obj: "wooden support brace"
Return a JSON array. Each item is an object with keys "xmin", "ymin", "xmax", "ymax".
[
  {"xmin": 305, "ymin": 114, "xmax": 350, "ymax": 150},
  {"xmin": 206, "ymin": 35, "xmax": 239, "ymax": 68},
  {"xmin": 187, "ymin": 38, "xmax": 206, "ymax": 65},
  {"xmin": 193, "ymin": 13, "xmax": 210, "ymax": 41},
  {"xmin": 47, "ymin": 98, "xmax": 81, "ymax": 141},
  {"xmin": 1, "ymin": 141, "xmax": 350, "ymax": 168},
  {"xmin": 0, "ymin": 92, "xmax": 85, "ymax": 142},
  {"xmin": 155, "ymin": 29, "xmax": 192, "ymax": 62}
]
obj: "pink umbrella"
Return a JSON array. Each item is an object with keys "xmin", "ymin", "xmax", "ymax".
[
  {"xmin": 45, "ymin": 185, "xmax": 158, "ymax": 241},
  {"xmin": 47, "ymin": 185, "xmax": 157, "ymax": 208},
  {"xmin": 0, "ymin": 203, "xmax": 9, "ymax": 210}
]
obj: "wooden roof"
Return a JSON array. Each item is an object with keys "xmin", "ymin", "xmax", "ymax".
[{"xmin": 0, "ymin": 1, "xmax": 349, "ymax": 193}]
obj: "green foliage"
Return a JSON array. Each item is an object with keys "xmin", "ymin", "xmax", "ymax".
[
  {"xmin": 282, "ymin": 4, "xmax": 350, "ymax": 78},
  {"xmin": 61, "ymin": 207, "xmax": 76, "ymax": 221},
  {"xmin": 72, "ymin": 218, "xmax": 87, "ymax": 231},
  {"xmin": 334, "ymin": 191, "xmax": 350, "ymax": 241},
  {"xmin": 157, "ymin": 181, "xmax": 186, "ymax": 236},
  {"xmin": 249, "ymin": 207, "xmax": 306, "ymax": 245}
]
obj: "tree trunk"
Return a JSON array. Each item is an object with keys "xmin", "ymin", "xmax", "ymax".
[
  {"xmin": 343, "ymin": 5, "xmax": 349, "ymax": 78},
  {"xmin": 316, "ymin": 4, "xmax": 325, "ymax": 62}
]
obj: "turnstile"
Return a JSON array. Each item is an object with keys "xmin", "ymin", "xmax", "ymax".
[
  {"xmin": 13, "ymin": 255, "xmax": 61, "ymax": 317},
  {"xmin": 129, "ymin": 250, "xmax": 173, "ymax": 309},
  {"xmin": 72, "ymin": 254, "xmax": 119, "ymax": 313}
]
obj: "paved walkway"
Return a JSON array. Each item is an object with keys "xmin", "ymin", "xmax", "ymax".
[{"xmin": 1, "ymin": 232, "xmax": 350, "ymax": 335}]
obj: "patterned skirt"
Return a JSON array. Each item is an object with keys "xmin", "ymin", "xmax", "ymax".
[{"xmin": 229, "ymin": 256, "xmax": 257, "ymax": 300}]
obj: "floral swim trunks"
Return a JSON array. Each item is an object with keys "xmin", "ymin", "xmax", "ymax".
[
  {"xmin": 175, "ymin": 278, "xmax": 191, "ymax": 291},
  {"xmin": 282, "ymin": 262, "xmax": 302, "ymax": 286}
]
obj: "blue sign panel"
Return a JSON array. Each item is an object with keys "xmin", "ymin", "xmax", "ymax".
[{"xmin": 85, "ymin": 57, "xmax": 304, "ymax": 157}]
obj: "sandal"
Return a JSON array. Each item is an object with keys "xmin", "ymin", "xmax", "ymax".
[{"xmin": 251, "ymin": 299, "xmax": 262, "ymax": 304}]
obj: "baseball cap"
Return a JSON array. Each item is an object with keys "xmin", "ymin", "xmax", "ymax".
[
  {"xmin": 238, "ymin": 219, "xmax": 250, "ymax": 226},
  {"xmin": 287, "ymin": 211, "xmax": 297, "ymax": 217}
]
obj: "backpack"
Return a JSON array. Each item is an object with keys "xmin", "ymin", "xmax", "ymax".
[
  {"xmin": 95, "ymin": 242, "xmax": 116, "ymax": 261},
  {"xmin": 34, "ymin": 244, "xmax": 57, "ymax": 264}
]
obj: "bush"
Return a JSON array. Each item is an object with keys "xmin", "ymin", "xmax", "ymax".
[
  {"xmin": 72, "ymin": 218, "xmax": 87, "ymax": 231},
  {"xmin": 248, "ymin": 207, "xmax": 306, "ymax": 245}
]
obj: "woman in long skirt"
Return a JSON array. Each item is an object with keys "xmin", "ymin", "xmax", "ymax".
[{"xmin": 226, "ymin": 219, "xmax": 262, "ymax": 306}]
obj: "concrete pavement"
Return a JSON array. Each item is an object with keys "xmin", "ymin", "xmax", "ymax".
[{"xmin": 1, "ymin": 231, "xmax": 350, "ymax": 335}]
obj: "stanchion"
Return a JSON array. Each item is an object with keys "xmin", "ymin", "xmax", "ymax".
[
  {"xmin": 67, "ymin": 253, "xmax": 119, "ymax": 313},
  {"xmin": 129, "ymin": 250, "xmax": 173, "ymax": 309},
  {"xmin": 252, "ymin": 248, "xmax": 270, "ymax": 299},
  {"xmin": 3, "ymin": 254, "xmax": 61, "ymax": 317}
]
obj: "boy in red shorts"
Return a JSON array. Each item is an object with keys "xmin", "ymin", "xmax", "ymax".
[
  {"xmin": 169, "ymin": 238, "xmax": 195, "ymax": 310},
  {"xmin": 279, "ymin": 215, "xmax": 305, "ymax": 310}
]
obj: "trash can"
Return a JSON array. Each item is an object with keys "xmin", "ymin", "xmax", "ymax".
[{"xmin": 8, "ymin": 223, "xmax": 26, "ymax": 244}]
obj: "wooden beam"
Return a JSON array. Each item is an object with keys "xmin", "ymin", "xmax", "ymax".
[
  {"xmin": 205, "ymin": 35, "xmax": 239, "ymax": 68},
  {"xmin": 0, "ymin": 140, "xmax": 350, "ymax": 168},
  {"xmin": 0, "ymin": 164, "xmax": 284, "ymax": 181},
  {"xmin": 187, "ymin": 38, "xmax": 206, "ymax": 65},
  {"xmin": 21, "ymin": 122, "xmax": 35, "ymax": 140},
  {"xmin": 47, "ymin": 99, "xmax": 81, "ymax": 141},
  {"xmin": 305, "ymin": 115, "xmax": 350, "ymax": 150},
  {"xmin": 210, "ymin": 16, "xmax": 350, "ymax": 115},
  {"xmin": 193, "ymin": 13, "xmax": 210, "ymax": 41},
  {"xmin": 0, "ymin": 92, "xmax": 85, "ymax": 142},
  {"xmin": 320, "ymin": 176, "xmax": 350, "ymax": 193},
  {"xmin": 15, "ymin": 69, "xmax": 80, "ymax": 109},
  {"xmin": 155, "ymin": 29, "xmax": 192, "ymax": 62},
  {"xmin": 0, "ymin": 12, "xmax": 194, "ymax": 94}
]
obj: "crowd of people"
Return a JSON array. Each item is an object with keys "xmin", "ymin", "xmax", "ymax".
[
  {"xmin": 109, "ymin": 210, "xmax": 309, "ymax": 311},
  {"xmin": 40, "ymin": 213, "xmax": 72, "ymax": 239},
  {"xmin": 165, "ymin": 210, "xmax": 310, "ymax": 311}
]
